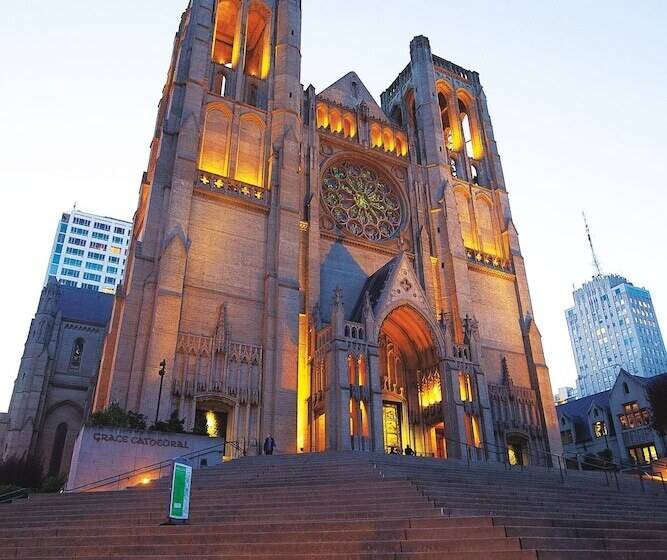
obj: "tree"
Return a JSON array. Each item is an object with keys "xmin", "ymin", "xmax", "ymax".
[{"xmin": 647, "ymin": 375, "xmax": 667, "ymax": 451}]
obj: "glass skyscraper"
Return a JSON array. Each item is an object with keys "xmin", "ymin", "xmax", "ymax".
[
  {"xmin": 566, "ymin": 274, "xmax": 667, "ymax": 397},
  {"xmin": 45, "ymin": 209, "xmax": 132, "ymax": 294}
]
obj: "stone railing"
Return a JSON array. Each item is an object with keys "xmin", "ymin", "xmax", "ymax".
[
  {"xmin": 432, "ymin": 55, "xmax": 476, "ymax": 83},
  {"xmin": 465, "ymin": 248, "xmax": 513, "ymax": 273},
  {"xmin": 195, "ymin": 171, "xmax": 267, "ymax": 207}
]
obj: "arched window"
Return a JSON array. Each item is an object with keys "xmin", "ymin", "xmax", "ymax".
[
  {"xmin": 390, "ymin": 105, "xmax": 403, "ymax": 127},
  {"xmin": 454, "ymin": 190, "xmax": 474, "ymax": 247},
  {"xmin": 382, "ymin": 128, "xmax": 395, "ymax": 153},
  {"xmin": 212, "ymin": 0, "xmax": 240, "ymax": 66},
  {"xmin": 476, "ymin": 197, "xmax": 497, "ymax": 255},
  {"xmin": 244, "ymin": 5, "xmax": 269, "ymax": 79},
  {"xmin": 342, "ymin": 114, "xmax": 356, "ymax": 138},
  {"xmin": 470, "ymin": 163, "xmax": 479, "ymax": 185},
  {"xmin": 459, "ymin": 99, "xmax": 474, "ymax": 159},
  {"xmin": 70, "ymin": 338, "xmax": 84, "ymax": 369},
  {"xmin": 623, "ymin": 382, "xmax": 629, "ymax": 394},
  {"xmin": 247, "ymin": 83, "xmax": 258, "ymax": 107},
  {"xmin": 48, "ymin": 422, "xmax": 68, "ymax": 476},
  {"xmin": 329, "ymin": 109, "xmax": 342, "ymax": 134},
  {"xmin": 316, "ymin": 104, "xmax": 329, "ymax": 129},
  {"xmin": 200, "ymin": 107, "xmax": 232, "ymax": 177},
  {"xmin": 438, "ymin": 92, "xmax": 453, "ymax": 151},
  {"xmin": 395, "ymin": 133, "xmax": 408, "ymax": 157},
  {"xmin": 450, "ymin": 158, "xmax": 458, "ymax": 178},
  {"xmin": 370, "ymin": 123, "xmax": 382, "ymax": 148},
  {"xmin": 235, "ymin": 114, "xmax": 265, "ymax": 186}
]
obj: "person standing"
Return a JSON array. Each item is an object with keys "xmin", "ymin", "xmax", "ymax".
[{"xmin": 263, "ymin": 435, "xmax": 276, "ymax": 455}]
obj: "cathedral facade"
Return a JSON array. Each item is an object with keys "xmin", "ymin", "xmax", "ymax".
[{"xmin": 92, "ymin": 0, "xmax": 562, "ymax": 462}]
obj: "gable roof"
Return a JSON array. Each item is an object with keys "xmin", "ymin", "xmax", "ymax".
[
  {"xmin": 350, "ymin": 256, "xmax": 398, "ymax": 322},
  {"xmin": 318, "ymin": 72, "xmax": 388, "ymax": 121},
  {"xmin": 556, "ymin": 390, "xmax": 612, "ymax": 443}
]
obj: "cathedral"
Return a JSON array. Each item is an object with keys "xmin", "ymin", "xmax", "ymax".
[{"xmin": 92, "ymin": 0, "xmax": 562, "ymax": 463}]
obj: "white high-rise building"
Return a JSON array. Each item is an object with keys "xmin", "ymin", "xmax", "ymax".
[
  {"xmin": 45, "ymin": 208, "xmax": 132, "ymax": 294},
  {"xmin": 566, "ymin": 274, "xmax": 667, "ymax": 397}
]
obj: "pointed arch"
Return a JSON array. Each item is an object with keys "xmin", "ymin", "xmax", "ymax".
[
  {"xmin": 212, "ymin": 0, "xmax": 241, "ymax": 66},
  {"xmin": 454, "ymin": 187, "xmax": 474, "ymax": 248},
  {"xmin": 475, "ymin": 193, "xmax": 498, "ymax": 255},
  {"xmin": 200, "ymin": 104, "xmax": 233, "ymax": 177},
  {"xmin": 456, "ymin": 89, "xmax": 484, "ymax": 160},
  {"xmin": 436, "ymin": 80, "xmax": 458, "ymax": 151},
  {"xmin": 235, "ymin": 112, "xmax": 266, "ymax": 187},
  {"xmin": 244, "ymin": 2, "xmax": 271, "ymax": 79}
]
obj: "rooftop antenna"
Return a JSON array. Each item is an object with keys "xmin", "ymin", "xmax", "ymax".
[{"xmin": 582, "ymin": 211, "xmax": 602, "ymax": 277}]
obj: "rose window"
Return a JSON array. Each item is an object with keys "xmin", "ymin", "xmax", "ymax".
[{"xmin": 321, "ymin": 163, "xmax": 402, "ymax": 241}]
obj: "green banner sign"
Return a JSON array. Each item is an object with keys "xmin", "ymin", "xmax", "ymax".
[{"xmin": 169, "ymin": 462, "xmax": 192, "ymax": 520}]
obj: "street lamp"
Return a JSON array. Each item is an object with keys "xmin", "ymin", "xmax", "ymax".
[{"xmin": 155, "ymin": 359, "xmax": 167, "ymax": 426}]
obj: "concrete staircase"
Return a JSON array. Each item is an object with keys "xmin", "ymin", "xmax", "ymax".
[{"xmin": 0, "ymin": 452, "xmax": 666, "ymax": 559}]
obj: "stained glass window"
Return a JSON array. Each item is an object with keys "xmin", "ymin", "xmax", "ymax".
[{"xmin": 321, "ymin": 163, "xmax": 402, "ymax": 241}]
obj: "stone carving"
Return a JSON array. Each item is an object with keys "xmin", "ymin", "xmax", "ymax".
[{"xmin": 321, "ymin": 162, "xmax": 402, "ymax": 241}]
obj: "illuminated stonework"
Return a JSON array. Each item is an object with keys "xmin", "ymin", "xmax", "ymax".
[{"xmin": 322, "ymin": 163, "xmax": 402, "ymax": 241}]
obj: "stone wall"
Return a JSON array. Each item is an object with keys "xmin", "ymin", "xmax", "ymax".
[{"xmin": 66, "ymin": 426, "xmax": 223, "ymax": 491}]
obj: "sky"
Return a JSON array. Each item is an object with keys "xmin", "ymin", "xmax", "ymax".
[{"xmin": 1, "ymin": 0, "xmax": 666, "ymax": 411}]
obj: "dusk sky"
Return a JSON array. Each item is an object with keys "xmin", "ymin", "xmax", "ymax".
[{"xmin": 1, "ymin": 0, "xmax": 666, "ymax": 410}]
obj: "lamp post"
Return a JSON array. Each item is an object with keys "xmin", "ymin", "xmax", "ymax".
[{"xmin": 155, "ymin": 359, "xmax": 166, "ymax": 426}]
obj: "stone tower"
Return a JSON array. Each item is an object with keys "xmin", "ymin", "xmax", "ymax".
[{"xmin": 93, "ymin": 0, "xmax": 562, "ymax": 462}]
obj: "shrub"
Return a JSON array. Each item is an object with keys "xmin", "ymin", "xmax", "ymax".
[
  {"xmin": 89, "ymin": 402, "xmax": 147, "ymax": 430},
  {"xmin": 41, "ymin": 474, "xmax": 67, "ymax": 493},
  {"xmin": 151, "ymin": 410, "xmax": 185, "ymax": 434},
  {"xmin": 0, "ymin": 454, "xmax": 43, "ymax": 489}
]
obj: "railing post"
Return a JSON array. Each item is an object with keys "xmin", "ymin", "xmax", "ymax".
[
  {"xmin": 557, "ymin": 456, "xmax": 564, "ymax": 483},
  {"xmin": 639, "ymin": 470, "xmax": 646, "ymax": 493},
  {"xmin": 466, "ymin": 445, "xmax": 471, "ymax": 468}
]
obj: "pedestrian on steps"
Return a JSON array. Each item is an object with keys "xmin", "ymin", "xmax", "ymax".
[{"xmin": 263, "ymin": 435, "xmax": 276, "ymax": 455}]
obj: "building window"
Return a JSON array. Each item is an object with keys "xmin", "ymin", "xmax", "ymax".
[
  {"xmin": 108, "ymin": 256, "xmax": 120, "ymax": 264},
  {"xmin": 114, "ymin": 226, "xmax": 125, "ymax": 235},
  {"xmin": 618, "ymin": 401, "xmax": 650, "ymax": 430},
  {"xmin": 628, "ymin": 444, "xmax": 658, "ymax": 465},
  {"xmin": 623, "ymin": 382, "xmax": 629, "ymax": 394},
  {"xmin": 70, "ymin": 338, "xmax": 84, "ymax": 369},
  {"xmin": 244, "ymin": 4, "xmax": 269, "ymax": 79},
  {"xmin": 58, "ymin": 279, "xmax": 77, "ymax": 287},
  {"xmin": 85, "ymin": 262, "xmax": 103, "ymax": 271},
  {"xmin": 92, "ymin": 231, "xmax": 109, "ymax": 241},
  {"xmin": 459, "ymin": 373, "xmax": 473, "ymax": 402},
  {"xmin": 63, "ymin": 258, "xmax": 82, "ymax": 267},
  {"xmin": 90, "ymin": 242, "xmax": 107, "ymax": 251},
  {"xmin": 110, "ymin": 246, "xmax": 121, "ymax": 255},
  {"xmin": 73, "ymin": 217, "xmax": 90, "ymax": 227},
  {"xmin": 592, "ymin": 420, "xmax": 607, "ymax": 438},
  {"xmin": 112, "ymin": 236, "xmax": 123, "ymax": 244},
  {"xmin": 69, "ymin": 237, "xmax": 87, "ymax": 246},
  {"xmin": 66, "ymin": 247, "xmax": 84, "ymax": 256},
  {"xmin": 83, "ymin": 272, "xmax": 101, "ymax": 282},
  {"xmin": 88, "ymin": 252, "xmax": 105, "ymax": 261},
  {"xmin": 81, "ymin": 283, "xmax": 97, "ymax": 290},
  {"xmin": 561, "ymin": 430, "xmax": 573, "ymax": 445},
  {"xmin": 104, "ymin": 276, "xmax": 116, "ymax": 285},
  {"xmin": 61, "ymin": 268, "xmax": 80, "ymax": 278},
  {"xmin": 107, "ymin": 266, "xmax": 118, "ymax": 274},
  {"xmin": 212, "ymin": 0, "xmax": 239, "ymax": 66},
  {"xmin": 93, "ymin": 222, "xmax": 111, "ymax": 231},
  {"xmin": 71, "ymin": 227, "xmax": 88, "ymax": 236}
]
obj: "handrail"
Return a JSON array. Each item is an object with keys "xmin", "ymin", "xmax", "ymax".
[
  {"xmin": 0, "ymin": 487, "xmax": 29, "ymax": 504},
  {"xmin": 65, "ymin": 439, "xmax": 244, "ymax": 493}
]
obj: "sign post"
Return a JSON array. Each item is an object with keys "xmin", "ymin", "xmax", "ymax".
[{"xmin": 168, "ymin": 462, "xmax": 192, "ymax": 523}]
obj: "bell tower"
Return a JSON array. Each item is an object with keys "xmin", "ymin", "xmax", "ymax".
[{"xmin": 93, "ymin": 0, "xmax": 304, "ymax": 452}]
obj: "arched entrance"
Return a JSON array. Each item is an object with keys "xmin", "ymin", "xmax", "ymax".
[{"xmin": 379, "ymin": 305, "xmax": 446, "ymax": 457}]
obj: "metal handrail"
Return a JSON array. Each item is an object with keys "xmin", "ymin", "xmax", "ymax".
[
  {"xmin": 0, "ymin": 487, "xmax": 29, "ymax": 504},
  {"xmin": 65, "ymin": 440, "xmax": 244, "ymax": 493}
]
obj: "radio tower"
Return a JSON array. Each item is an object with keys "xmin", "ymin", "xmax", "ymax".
[{"xmin": 582, "ymin": 212, "xmax": 602, "ymax": 276}]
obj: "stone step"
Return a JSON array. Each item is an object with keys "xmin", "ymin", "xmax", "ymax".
[{"xmin": 0, "ymin": 537, "xmax": 523, "ymax": 558}]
